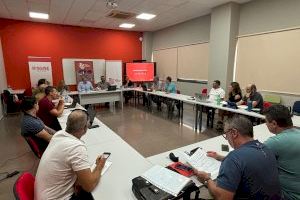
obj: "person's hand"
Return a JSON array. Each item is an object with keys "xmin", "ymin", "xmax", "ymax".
[
  {"xmin": 193, "ymin": 169, "xmax": 211, "ymax": 183},
  {"xmin": 207, "ymin": 151, "xmax": 219, "ymax": 159},
  {"xmin": 95, "ymin": 155, "xmax": 106, "ymax": 171},
  {"xmin": 245, "ymin": 93, "xmax": 250, "ymax": 98}
]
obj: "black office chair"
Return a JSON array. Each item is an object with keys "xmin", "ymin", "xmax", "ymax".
[
  {"xmin": 292, "ymin": 101, "xmax": 300, "ymax": 116},
  {"xmin": 2, "ymin": 90, "xmax": 21, "ymax": 114}
]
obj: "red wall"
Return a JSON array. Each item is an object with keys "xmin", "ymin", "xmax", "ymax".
[{"xmin": 0, "ymin": 18, "xmax": 142, "ymax": 91}]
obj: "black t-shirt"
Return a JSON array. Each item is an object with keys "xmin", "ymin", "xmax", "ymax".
[
  {"xmin": 242, "ymin": 92, "xmax": 264, "ymax": 111},
  {"xmin": 228, "ymin": 92, "xmax": 242, "ymax": 103},
  {"xmin": 21, "ymin": 113, "xmax": 48, "ymax": 151}
]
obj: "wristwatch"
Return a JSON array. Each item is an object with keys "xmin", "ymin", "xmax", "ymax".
[{"xmin": 203, "ymin": 177, "xmax": 211, "ymax": 187}]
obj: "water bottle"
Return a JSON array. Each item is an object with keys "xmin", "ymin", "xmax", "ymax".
[
  {"xmin": 247, "ymin": 100, "xmax": 252, "ymax": 111},
  {"xmin": 216, "ymin": 94, "xmax": 221, "ymax": 105}
]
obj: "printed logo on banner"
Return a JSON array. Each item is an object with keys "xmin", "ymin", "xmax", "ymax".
[
  {"xmin": 75, "ymin": 61, "xmax": 94, "ymax": 84},
  {"xmin": 28, "ymin": 57, "xmax": 53, "ymax": 88}
]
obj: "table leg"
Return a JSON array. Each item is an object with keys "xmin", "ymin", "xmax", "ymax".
[
  {"xmin": 180, "ymin": 101, "xmax": 184, "ymax": 124},
  {"xmin": 195, "ymin": 104, "xmax": 199, "ymax": 131},
  {"xmin": 199, "ymin": 105, "xmax": 203, "ymax": 132}
]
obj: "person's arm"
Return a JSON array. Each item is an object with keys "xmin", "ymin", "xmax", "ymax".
[
  {"xmin": 77, "ymin": 83, "xmax": 82, "ymax": 92},
  {"xmin": 50, "ymin": 100, "xmax": 64, "ymax": 117},
  {"xmin": 207, "ymin": 151, "xmax": 225, "ymax": 161},
  {"xmin": 234, "ymin": 94, "xmax": 241, "ymax": 101},
  {"xmin": 89, "ymin": 82, "xmax": 94, "ymax": 90},
  {"xmin": 44, "ymin": 125, "xmax": 56, "ymax": 135},
  {"xmin": 35, "ymin": 129, "xmax": 53, "ymax": 142},
  {"xmin": 75, "ymin": 156, "xmax": 106, "ymax": 192}
]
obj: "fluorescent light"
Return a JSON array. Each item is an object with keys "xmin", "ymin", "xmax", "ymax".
[
  {"xmin": 29, "ymin": 12, "xmax": 49, "ymax": 20},
  {"xmin": 119, "ymin": 23, "xmax": 135, "ymax": 28},
  {"xmin": 136, "ymin": 13, "xmax": 156, "ymax": 20}
]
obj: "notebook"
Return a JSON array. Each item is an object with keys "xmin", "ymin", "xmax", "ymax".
[
  {"xmin": 141, "ymin": 165, "xmax": 192, "ymax": 196},
  {"xmin": 186, "ymin": 148, "xmax": 221, "ymax": 180}
]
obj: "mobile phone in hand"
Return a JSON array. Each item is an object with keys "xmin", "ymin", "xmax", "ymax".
[{"xmin": 102, "ymin": 152, "xmax": 111, "ymax": 159}]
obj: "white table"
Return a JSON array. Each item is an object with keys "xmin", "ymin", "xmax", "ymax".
[
  {"xmin": 58, "ymin": 106, "xmax": 152, "ymax": 199},
  {"xmin": 67, "ymin": 90, "xmax": 123, "ymax": 109}
]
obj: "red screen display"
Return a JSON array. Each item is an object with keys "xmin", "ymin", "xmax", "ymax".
[{"xmin": 126, "ymin": 63, "xmax": 154, "ymax": 82}]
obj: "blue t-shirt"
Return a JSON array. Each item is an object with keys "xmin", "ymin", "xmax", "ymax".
[
  {"xmin": 21, "ymin": 113, "xmax": 48, "ymax": 151},
  {"xmin": 77, "ymin": 81, "xmax": 94, "ymax": 92},
  {"xmin": 165, "ymin": 82, "xmax": 176, "ymax": 93},
  {"xmin": 216, "ymin": 140, "xmax": 282, "ymax": 199}
]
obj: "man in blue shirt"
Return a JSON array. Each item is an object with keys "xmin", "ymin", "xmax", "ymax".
[
  {"xmin": 164, "ymin": 76, "xmax": 176, "ymax": 93},
  {"xmin": 77, "ymin": 77, "xmax": 94, "ymax": 92},
  {"xmin": 264, "ymin": 105, "xmax": 300, "ymax": 200},
  {"xmin": 194, "ymin": 116, "xmax": 282, "ymax": 200}
]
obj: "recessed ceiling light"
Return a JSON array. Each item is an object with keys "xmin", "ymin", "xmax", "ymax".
[
  {"xmin": 119, "ymin": 23, "xmax": 135, "ymax": 28},
  {"xmin": 29, "ymin": 12, "xmax": 49, "ymax": 20},
  {"xmin": 136, "ymin": 13, "xmax": 156, "ymax": 20}
]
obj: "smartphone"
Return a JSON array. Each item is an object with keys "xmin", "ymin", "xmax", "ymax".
[
  {"xmin": 221, "ymin": 144, "xmax": 229, "ymax": 152},
  {"xmin": 175, "ymin": 164, "xmax": 192, "ymax": 171},
  {"xmin": 102, "ymin": 152, "xmax": 111, "ymax": 159}
]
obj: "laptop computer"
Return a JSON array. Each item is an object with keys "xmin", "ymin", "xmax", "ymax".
[
  {"xmin": 64, "ymin": 99, "xmax": 77, "ymax": 109},
  {"xmin": 87, "ymin": 107, "xmax": 97, "ymax": 128},
  {"xmin": 107, "ymin": 85, "xmax": 117, "ymax": 91},
  {"xmin": 195, "ymin": 93, "xmax": 209, "ymax": 103}
]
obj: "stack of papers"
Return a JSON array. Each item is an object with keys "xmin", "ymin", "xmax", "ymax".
[
  {"xmin": 142, "ymin": 165, "xmax": 191, "ymax": 196},
  {"xmin": 186, "ymin": 149, "xmax": 221, "ymax": 180}
]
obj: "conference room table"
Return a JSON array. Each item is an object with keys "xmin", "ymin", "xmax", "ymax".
[
  {"xmin": 68, "ymin": 90, "xmax": 124, "ymax": 109},
  {"xmin": 58, "ymin": 105, "xmax": 152, "ymax": 200},
  {"xmin": 126, "ymin": 87, "xmax": 265, "ymax": 132}
]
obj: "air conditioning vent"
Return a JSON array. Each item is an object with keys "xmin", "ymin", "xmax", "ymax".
[{"xmin": 106, "ymin": 10, "xmax": 135, "ymax": 19}]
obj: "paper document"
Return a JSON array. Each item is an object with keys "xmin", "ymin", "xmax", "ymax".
[
  {"xmin": 91, "ymin": 161, "xmax": 112, "ymax": 176},
  {"xmin": 142, "ymin": 165, "xmax": 191, "ymax": 196},
  {"xmin": 187, "ymin": 149, "xmax": 221, "ymax": 180}
]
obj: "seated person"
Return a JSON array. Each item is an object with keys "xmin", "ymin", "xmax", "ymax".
[
  {"xmin": 164, "ymin": 76, "xmax": 176, "ymax": 94},
  {"xmin": 208, "ymin": 80, "xmax": 225, "ymax": 103},
  {"xmin": 238, "ymin": 84, "xmax": 264, "ymax": 112},
  {"xmin": 264, "ymin": 105, "xmax": 300, "ymax": 200},
  {"xmin": 194, "ymin": 116, "xmax": 282, "ymax": 199},
  {"xmin": 217, "ymin": 82, "xmax": 242, "ymax": 130},
  {"xmin": 150, "ymin": 76, "xmax": 163, "ymax": 110},
  {"xmin": 37, "ymin": 86, "xmax": 64, "ymax": 131},
  {"xmin": 57, "ymin": 80, "xmax": 69, "ymax": 94},
  {"xmin": 32, "ymin": 78, "xmax": 49, "ymax": 101},
  {"xmin": 123, "ymin": 76, "xmax": 133, "ymax": 104},
  {"xmin": 35, "ymin": 110, "xmax": 107, "ymax": 200},
  {"xmin": 97, "ymin": 75, "xmax": 110, "ymax": 90},
  {"xmin": 77, "ymin": 77, "xmax": 94, "ymax": 92},
  {"xmin": 21, "ymin": 97, "xmax": 55, "ymax": 152}
]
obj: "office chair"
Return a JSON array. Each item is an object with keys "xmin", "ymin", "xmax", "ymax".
[{"xmin": 13, "ymin": 172, "xmax": 35, "ymax": 200}]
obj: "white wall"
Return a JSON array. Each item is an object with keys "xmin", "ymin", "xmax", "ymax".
[
  {"xmin": 0, "ymin": 38, "xmax": 7, "ymax": 120},
  {"xmin": 152, "ymin": 15, "xmax": 211, "ymax": 50},
  {"xmin": 239, "ymin": 0, "xmax": 300, "ymax": 35}
]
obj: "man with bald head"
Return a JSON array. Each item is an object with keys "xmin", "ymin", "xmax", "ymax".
[
  {"xmin": 238, "ymin": 84, "xmax": 264, "ymax": 112},
  {"xmin": 35, "ymin": 109, "xmax": 107, "ymax": 200}
]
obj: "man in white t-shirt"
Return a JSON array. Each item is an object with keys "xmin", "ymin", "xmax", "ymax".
[
  {"xmin": 208, "ymin": 80, "xmax": 225, "ymax": 103},
  {"xmin": 35, "ymin": 110, "xmax": 107, "ymax": 200}
]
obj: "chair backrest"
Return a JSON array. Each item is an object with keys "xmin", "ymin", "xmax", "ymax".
[
  {"xmin": 201, "ymin": 88, "xmax": 208, "ymax": 95},
  {"xmin": 263, "ymin": 101, "xmax": 272, "ymax": 111},
  {"xmin": 13, "ymin": 172, "xmax": 35, "ymax": 200},
  {"xmin": 176, "ymin": 90, "xmax": 181, "ymax": 94},
  {"xmin": 263, "ymin": 95, "xmax": 281, "ymax": 104},
  {"xmin": 24, "ymin": 137, "xmax": 43, "ymax": 158},
  {"xmin": 292, "ymin": 101, "xmax": 300, "ymax": 114}
]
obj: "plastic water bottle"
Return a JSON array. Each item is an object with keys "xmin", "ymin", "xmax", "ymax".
[
  {"xmin": 247, "ymin": 100, "xmax": 252, "ymax": 111},
  {"xmin": 216, "ymin": 94, "xmax": 221, "ymax": 105}
]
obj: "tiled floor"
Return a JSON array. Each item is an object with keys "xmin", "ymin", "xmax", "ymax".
[{"xmin": 0, "ymin": 103, "xmax": 219, "ymax": 199}]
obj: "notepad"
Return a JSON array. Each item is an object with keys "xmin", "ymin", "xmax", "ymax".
[
  {"xmin": 186, "ymin": 149, "xmax": 221, "ymax": 180},
  {"xmin": 142, "ymin": 165, "xmax": 192, "ymax": 196},
  {"xmin": 91, "ymin": 161, "xmax": 112, "ymax": 176}
]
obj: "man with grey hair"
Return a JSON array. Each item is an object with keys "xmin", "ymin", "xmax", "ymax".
[
  {"xmin": 35, "ymin": 109, "xmax": 107, "ymax": 200},
  {"xmin": 194, "ymin": 115, "xmax": 282, "ymax": 199}
]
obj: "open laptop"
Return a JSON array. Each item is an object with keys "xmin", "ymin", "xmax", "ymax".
[
  {"xmin": 64, "ymin": 98, "xmax": 77, "ymax": 109},
  {"xmin": 195, "ymin": 93, "xmax": 209, "ymax": 103},
  {"xmin": 107, "ymin": 85, "xmax": 117, "ymax": 91},
  {"xmin": 87, "ymin": 107, "xmax": 97, "ymax": 127}
]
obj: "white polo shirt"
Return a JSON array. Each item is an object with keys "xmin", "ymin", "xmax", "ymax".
[
  {"xmin": 35, "ymin": 130, "xmax": 91, "ymax": 200},
  {"xmin": 208, "ymin": 87, "xmax": 225, "ymax": 102}
]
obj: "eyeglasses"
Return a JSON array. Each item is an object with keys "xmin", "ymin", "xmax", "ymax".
[{"xmin": 222, "ymin": 129, "xmax": 233, "ymax": 139}]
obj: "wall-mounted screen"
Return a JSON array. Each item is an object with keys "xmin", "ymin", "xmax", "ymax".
[{"xmin": 126, "ymin": 62, "xmax": 155, "ymax": 82}]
